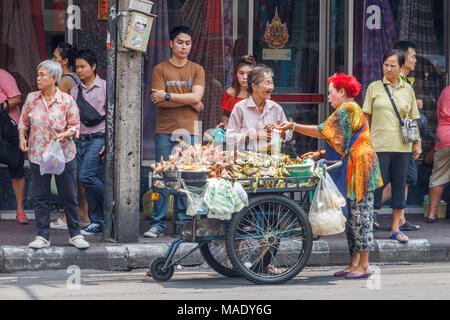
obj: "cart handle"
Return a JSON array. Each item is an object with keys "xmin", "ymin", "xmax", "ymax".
[{"xmin": 320, "ymin": 160, "xmax": 343, "ymax": 172}]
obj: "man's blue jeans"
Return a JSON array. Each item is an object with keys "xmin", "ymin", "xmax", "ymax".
[
  {"xmin": 76, "ymin": 138, "xmax": 104, "ymax": 225},
  {"xmin": 151, "ymin": 134, "xmax": 195, "ymax": 232}
]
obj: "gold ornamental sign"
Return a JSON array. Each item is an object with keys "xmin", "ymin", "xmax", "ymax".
[{"xmin": 264, "ymin": 7, "xmax": 289, "ymax": 49}]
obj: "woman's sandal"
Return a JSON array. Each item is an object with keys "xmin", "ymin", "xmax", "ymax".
[
  {"xmin": 426, "ymin": 217, "xmax": 439, "ymax": 224},
  {"xmin": 400, "ymin": 221, "xmax": 420, "ymax": 231},
  {"xmin": 389, "ymin": 231, "xmax": 408, "ymax": 244}
]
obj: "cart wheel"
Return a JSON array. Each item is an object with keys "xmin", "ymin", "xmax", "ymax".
[
  {"xmin": 225, "ymin": 194, "xmax": 313, "ymax": 285},
  {"xmin": 150, "ymin": 257, "xmax": 174, "ymax": 282},
  {"xmin": 199, "ymin": 240, "xmax": 239, "ymax": 278}
]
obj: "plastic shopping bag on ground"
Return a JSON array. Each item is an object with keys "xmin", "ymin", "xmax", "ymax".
[
  {"xmin": 40, "ymin": 140, "xmax": 65, "ymax": 175},
  {"xmin": 204, "ymin": 178, "xmax": 245, "ymax": 220},
  {"xmin": 308, "ymin": 171, "xmax": 347, "ymax": 236}
]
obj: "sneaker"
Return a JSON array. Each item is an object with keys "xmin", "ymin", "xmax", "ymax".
[
  {"xmin": 28, "ymin": 236, "xmax": 50, "ymax": 249},
  {"xmin": 69, "ymin": 235, "xmax": 90, "ymax": 249},
  {"xmin": 16, "ymin": 212, "xmax": 30, "ymax": 224},
  {"xmin": 81, "ymin": 223, "xmax": 103, "ymax": 235},
  {"xmin": 144, "ymin": 226, "xmax": 164, "ymax": 238},
  {"xmin": 50, "ymin": 218, "xmax": 68, "ymax": 230}
]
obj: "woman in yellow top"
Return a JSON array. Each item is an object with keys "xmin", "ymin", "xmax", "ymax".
[
  {"xmin": 362, "ymin": 49, "xmax": 421, "ymax": 244},
  {"xmin": 278, "ymin": 73, "xmax": 383, "ymax": 279}
]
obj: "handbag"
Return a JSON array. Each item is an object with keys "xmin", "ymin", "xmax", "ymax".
[
  {"xmin": 0, "ymin": 100, "xmax": 21, "ymax": 168},
  {"xmin": 0, "ymin": 100, "xmax": 19, "ymax": 143},
  {"xmin": 76, "ymin": 84, "xmax": 105, "ymax": 127},
  {"xmin": 383, "ymin": 83, "xmax": 420, "ymax": 143}
]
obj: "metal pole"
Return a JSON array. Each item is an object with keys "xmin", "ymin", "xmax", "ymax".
[{"xmin": 102, "ymin": 0, "xmax": 118, "ymax": 242}]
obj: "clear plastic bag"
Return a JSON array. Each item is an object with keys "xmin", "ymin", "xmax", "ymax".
[
  {"xmin": 308, "ymin": 171, "xmax": 347, "ymax": 236},
  {"xmin": 40, "ymin": 140, "xmax": 65, "ymax": 176},
  {"xmin": 233, "ymin": 181, "xmax": 249, "ymax": 206},
  {"xmin": 179, "ymin": 181, "xmax": 208, "ymax": 216}
]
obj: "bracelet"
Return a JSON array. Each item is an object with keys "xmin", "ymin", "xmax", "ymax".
[
  {"xmin": 290, "ymin": 122, "xmax": 295, "ymax": 131},
  {"xmin": 318, "ymin": 150, "xmax": 326, "ymax": 158}
]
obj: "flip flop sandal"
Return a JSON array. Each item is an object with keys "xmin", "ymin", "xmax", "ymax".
[
  {"xmin": 426, "ymin": 218, "xmax": 438, "ymax": 224},
  {"xmin": 400, "ymin": 221, "xmax": 420, "ymax": 231},
  {"xmin": 389, "ymin": 231, "xmax": 408, "ymax": 244}
]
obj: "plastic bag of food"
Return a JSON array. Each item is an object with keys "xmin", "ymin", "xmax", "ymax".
[
  {"xmin": 40, "ymin": 140, "xmax": 65, "ymax": 176},
  {"xmin": 308, "ymin": 171, "xmax": 346, "ymax": 236},
  {"xmin": 204, "ymin": 179, "xmax": 244, "ymax": 220}
]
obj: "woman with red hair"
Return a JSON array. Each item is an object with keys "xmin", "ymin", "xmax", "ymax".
[{"xmin": 278, "ymin": 73, "xmax": 383, "ymax": 279}]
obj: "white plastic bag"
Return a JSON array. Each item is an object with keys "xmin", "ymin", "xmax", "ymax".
[
  {"xmin": 308, "ymin": 171, "xmax": 347, "ymax": 236},
  {"xmin": 233, "ymin": 181, "xmax": 249, "ymax": 206},
  {"xmin": 40, "ymin": 140, "xmax": 65, "ymax": 176},
  {"xmin": 179, "ymin": 182, "xmax": 208, "ymax": 216},
  {"xmin": 204, "ymin": 179, "xmax": 244, "ymax": 220}
]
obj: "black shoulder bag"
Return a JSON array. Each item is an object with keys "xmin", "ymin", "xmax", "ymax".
[
  {"xmin": 383, "ymin": 83, "xmax": 420, "ymax": 143},
  {"xmin": 76, "ymin": 84, "xmax": 105, "ymax": 127},
  {"xmin": 0, "ymin": 100, "xmax": 21, "ymax": 168}
]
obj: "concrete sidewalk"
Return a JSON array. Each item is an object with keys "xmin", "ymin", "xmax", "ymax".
[{"xmin": 1, "ymin": 214, "xmax": 449, "ymax": 273}]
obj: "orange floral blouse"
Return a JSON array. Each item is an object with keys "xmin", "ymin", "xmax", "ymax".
[{"xmin": 318, "ymin": 102, "xmax": 383, "ymax": 202}]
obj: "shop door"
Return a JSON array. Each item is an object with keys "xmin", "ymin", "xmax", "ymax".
[{"xmin": 241, "ymin": 0, "xmax": 330, "ymax": 156}]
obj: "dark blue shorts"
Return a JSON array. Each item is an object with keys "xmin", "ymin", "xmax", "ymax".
[
  {"xmin": 406, "ymin": 153, "xmax": 418, "ymax": 186},
  {"xmin": 374, "ymin": 152, "xmax": 410, "ymax": 210}
]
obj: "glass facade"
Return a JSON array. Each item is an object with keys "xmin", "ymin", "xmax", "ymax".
[{"xmin": 0, "ymin": 0, "xmax": 449, "ymax": 210}]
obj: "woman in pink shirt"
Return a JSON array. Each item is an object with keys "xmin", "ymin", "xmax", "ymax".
[
  {"xmin": 18, "ymin": 60, "xmax": 89, "ymax": 250},
  {"xmin": 427, "ymin": 85, "xmax": 450, "ymax": 222},
  {"xmin": 0, "ymin": 68, "xmax": 28, "ymax": 224},
  {"xmin": 226, "ymin": 65, "xmax": 292, "ymax": 152}
]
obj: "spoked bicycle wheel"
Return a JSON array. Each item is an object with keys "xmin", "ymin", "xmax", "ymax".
[
  {"xmin": 199, "ymin": 239, "xmax": 239, "ymax": 278},
  {"xmin": 225, "ymin": 194, "xmax": 313, "ymax": 285}
]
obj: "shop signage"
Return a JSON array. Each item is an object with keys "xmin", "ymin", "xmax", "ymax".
[
  {"xmin": 262, "ymin": 48, "xmax": 291, "ymax": 61},
  {"xmin": 264, "ymin": 7, "xmax": 289, "ymax": 49},
  {"xmin": 98, "ymin": 0, "xmax": 109, "ymax": 21}
]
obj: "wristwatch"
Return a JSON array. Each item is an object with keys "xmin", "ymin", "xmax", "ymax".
[{"xmin": 165, "ymin": 92, "xmax": 171, "ymax": 101}]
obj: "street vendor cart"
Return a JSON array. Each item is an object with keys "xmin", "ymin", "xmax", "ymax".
[{"xmin": 147, "ymin": 157, "xmax": 342, "ymax": 285}]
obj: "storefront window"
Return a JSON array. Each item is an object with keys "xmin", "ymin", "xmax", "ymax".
[
  {"xmin": 0, "ymin": 0, "xmax": 66, "ymax": 98},
  {"xmin": 353, "ymin": 0, "xmax": 448, "ymax": 205},
  {"xmin": 252, "ymin": 0, "xmax": 320, "ymax": 94},
  {"xmin": 0, "ymin": 0, "xmax": 67, "ymax": 211},
  {"xmin": 330, "ymin": 0, "xmax": 346, "ymax": 75}
]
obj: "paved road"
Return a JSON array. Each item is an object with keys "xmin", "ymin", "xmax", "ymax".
[{"xmin": 1, "ymin": 263, "xmax": 449, "ymax": 300}]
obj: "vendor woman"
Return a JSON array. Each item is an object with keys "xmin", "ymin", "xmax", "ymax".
[
  {"xmin": 226, "ymin": 64, "xmax": 292, "ymax": 151},
  {"xmin": 277, "ymin": 73, "xmax": 383, "ymax": 279}
]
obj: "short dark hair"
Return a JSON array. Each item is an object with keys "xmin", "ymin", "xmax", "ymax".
[
  {"xmin": 394, "ymin": 41, "xmax": 416, "ymax": 55},
  {"xmin": 383, "ymin": 49, "xmax": 405, "ymax": 67},
  {"xmin": 169, "ymin": 26, "xmax": 193, "ymax": 41},
  {"xmin": 75, "ymin": 49, "xmax": 97, "ymax": 73}
]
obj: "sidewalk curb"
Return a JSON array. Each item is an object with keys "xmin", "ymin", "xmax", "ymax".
[{"xmin": 1, "ymin": 239, "xmax": 449, "ymax": 273}]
